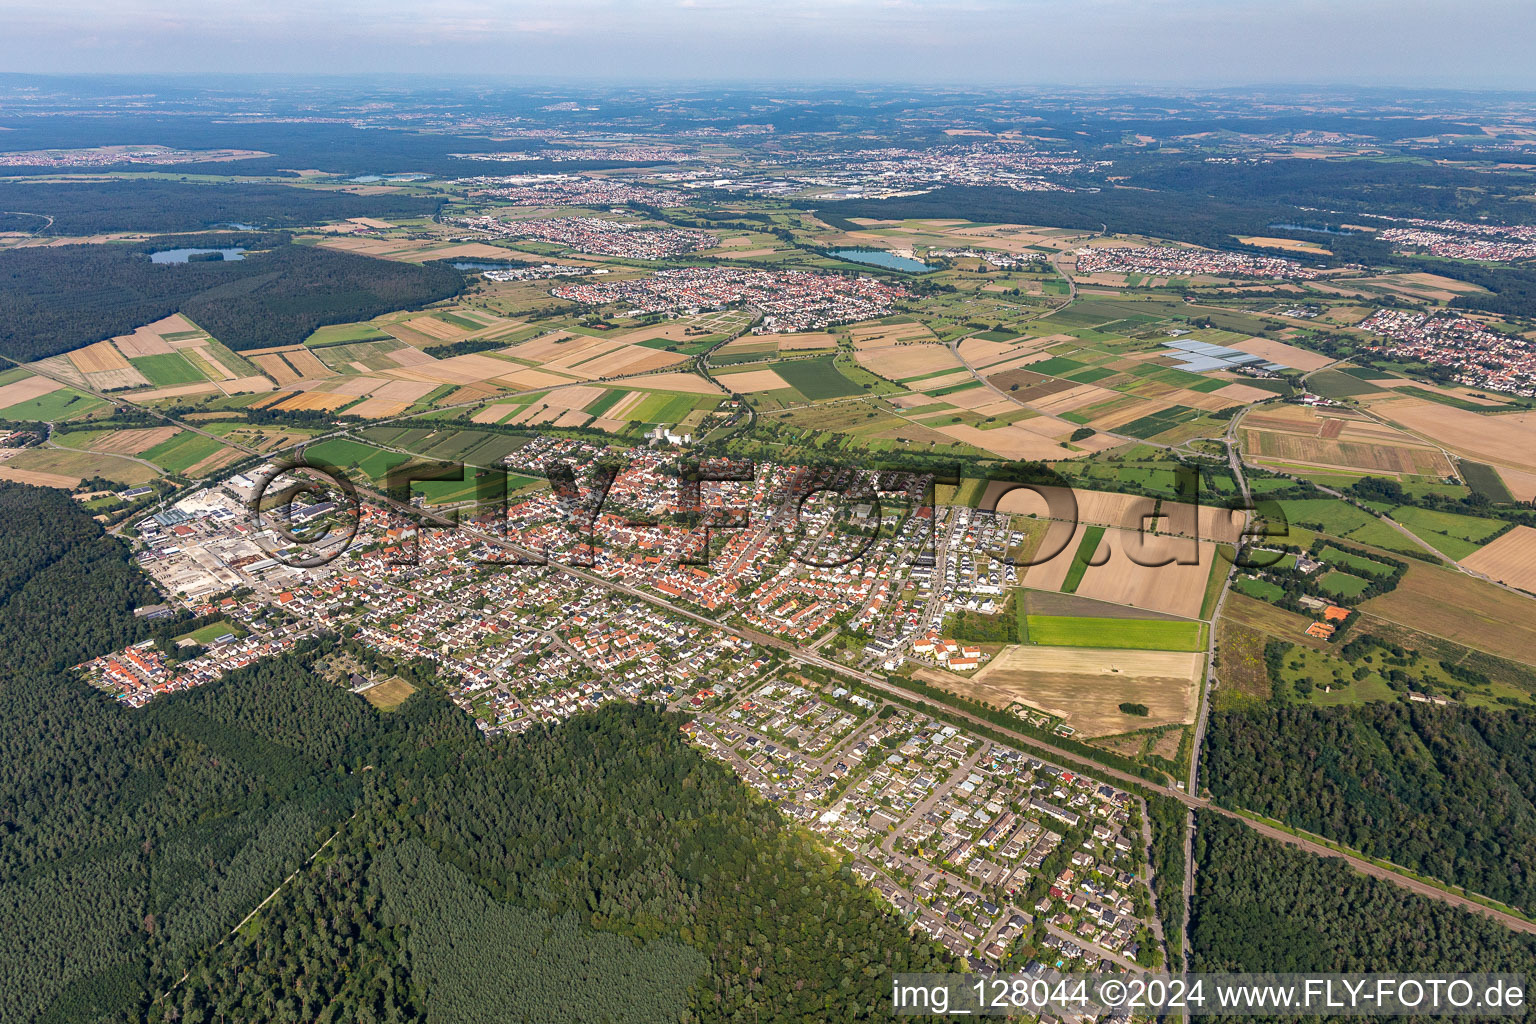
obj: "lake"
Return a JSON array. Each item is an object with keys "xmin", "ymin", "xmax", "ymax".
[
  {"xmin": 149, "ymin": 247, "xmax": 247, "ymax": 264},
  {"xmin": 827, "ymin": 248, "xmax": 930, "ymax": 272}
]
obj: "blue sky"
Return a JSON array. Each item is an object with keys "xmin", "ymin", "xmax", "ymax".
[{"xmin": 2, "ymin": 0, "xmax": 1533, "ymax": 87}]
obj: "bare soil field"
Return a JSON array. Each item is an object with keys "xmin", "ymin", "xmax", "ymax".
[
  {"xmin": 1227, "ymin": 336, "xmax": 1335, "ymax": 371},
  {"xmin": 1367, "ymin": 396, "xmax": 1536, "ymax": 474},
  {"xmin": 1072, "ymin": 530, "xmax": 1216, "ymax": 619},
  {"xmin": 933, "ymin": 644, "xmax": 1201, "ymax": 736},
  {"xmin": 87, "ymin": 426, "xmax": 179, "ymax": 455},
  {"xmin": 1458, "ymin": 525, "xmax": 1536, "ymax": 593},
  {"xmin": 0, "ymin": 375, "xmax": 64, "ymax": 408},
  {"xmin": 721, "ymin": 368, "xmax": 792, "ymax": 393}
]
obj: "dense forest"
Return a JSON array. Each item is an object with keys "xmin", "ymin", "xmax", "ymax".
[
  {"xmin": 0, "ymin": 181, "xmax": 445, "ymax": 234},
  {"xmin": 0, "ymin": 235, "xmax": 464, "ymax": 360},
  {"xmin": 0, "ymin": 480, "xmax": 949, "ymax": 1023},
  {"xmin": 1191, "ymin": 813, "xmax": 1536, "ymax": 1021},
  {"xmin": 1204, "ymin": 702, "xmax": 1536, "ymax": 914}
]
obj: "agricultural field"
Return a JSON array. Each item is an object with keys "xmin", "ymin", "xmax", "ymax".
[
  {"xmin": 1458, "ymin": 525, "xmax": 1536, "ymax": 594},
  {"xmin": 0, "ymin": 446, "xmax": 160, "ymax": 487},
  {"xmin": 1363, "ymin": 561, "xmax": 1536, "ymax": 667},
  {"xmin": 0, "ymin": 379, "xmax": 106, "ymax": 420},
  {"xmin": 769, "ymin": 356, "xmax": 863, "ymax": 400},
  {"xmin": 926, "ymin": 644, "xmax": 1203, "ymax": 736},
  {"xmin": 1024, "ymin": 615, "xmax": 1206, "ymax": 651}
]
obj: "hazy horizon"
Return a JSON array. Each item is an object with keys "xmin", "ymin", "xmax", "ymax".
[{"xmin": 2, "ymin": 0, "xmax": 1533, "ymax": 90}]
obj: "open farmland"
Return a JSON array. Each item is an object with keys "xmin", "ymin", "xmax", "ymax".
[
  {"xmin": 1458, "ymin": 526, "xmax": 1536, "ymax": 594},
  {"xmin": 1363, "ymin": 561, "xmax": 1536, "ymax": 666},
  {"xmin": 769, "ymin": 356, "xmax": 862, "ymax": 399},
  {"xmin": 924, "ymin": 645, "xmax": 1203, "ymax": 736},
  {"xmin": 1024, "ymin": 616, "xmax": 1206, "ymax": 651}
]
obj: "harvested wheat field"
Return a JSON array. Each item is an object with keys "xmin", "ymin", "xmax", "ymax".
[
  {"xmin": 87, "ymin": 426, "xmax": 179, "ymax": 455},
  {"xmin": 776, "ymin": 332, "xmax": 839, "ymax": 351},
  {"xmin": 619, "ymin": 372, "xmax": 722, "ymax": 395},
  {"xmin": 344, "ymin": 398, "xmax": 412, "ymax": 419},
  {"xmin": 0, "ymin": 375, "xmax": 64, "ymax": 409},
  {"xmin": 67, "ymin": 340, "xmax": 132, "ymax": 375},
  {"xmin": 133, "ymin": 382, "xmax": 222, "ymax": 403},
  {"xmin": 724, "ymin": 369, "xmax": 794, "ymax": 393},
  {"xmin": 217, "ymin": 375, "xmax": 276, "ymax": 395},
  {"xmin": 251, "ymin": 353, "xmax": 302, "ymax": 386},
  {"xmin": 0, "ymin": 465, "xmax": 80, "ymax": 488},
  {"xmin": 925, "ymin": 644, "xmax": 1201, "ymax": 736},
  {"xmin": 1022, "ymin": 520, "xmax": 1090, "ymax": 586},
  {"xmin": 988, "ymin": 484, "xmax": 1155, "ymax": 531},
  {"xmin": 1074, "ymin": 530, "xmax": 1217, "ymax": 619},
  {"xmin": 282, "ymin": 348, "xmax": 334, "ymax": 379},
  {"xmin": 1227, "ymin": 337, "xmax": 1334, "ymax": 371},
  {"xmin": 854, "ymin": 343, "xmax": 961, "ymax": 380},
  {"xmin": 272, "ymin": 391, "xmax": 358, "ymax": 412},
  {"xmin": 1459, "ymin": 526, "xmax": 1536, "ymax": 593},
  {"xmin": 1367, "ymin": 398, "xmax": 1536, "ymax": 474}
]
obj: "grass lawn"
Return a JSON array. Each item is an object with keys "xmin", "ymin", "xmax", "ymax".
[
  {"xmin": 1319, "ymin": 570, "xmax": 1370, "ymax": 599},
  {"xmin": 177, "ymin": 619, "xmax": 248, "ymax": 645},
  {"xmin": 1234, "ymin": 576, "xmax": 1284, "ymax": 602},
  {"xmin": 1025, "ymin": 615, "xmax": 1206, "ymax": 651}
]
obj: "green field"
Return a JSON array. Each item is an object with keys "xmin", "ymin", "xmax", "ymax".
[
  {"xmin": 1234, "ymin": 576, "xmax": 1284, "ymax": 602},
  {"xmin": 1317, "ymin": 545, "xmax": 1394, "ymax": 578},
  {"xmin": 177, "ymin": 620, "xmax": 248, "ymax": 645},
  {"xmin": 1060, "ymin": 525, "xmax": 1105, "ymax": 594},
  {"xmin": 769, "ymin": 356, "xmax": 862, "ymax": 400},
  {"xmin": 305, "ymin": 322, "xmax": 394, "ymax": 346},
  {"xmin": 130, "ymin": 353, "xmax": 207, "ymax": 387},
  {"xmin": 1319, "ymin": 570, "xmax": 1370, "ymax": 599},
  {"xmin": 1459, "ymin": 460, "xmax": 1515, "ymax": 504},
  {"xmin": 583, "ymin": 389, "xmax": 626, "ymax": 416},
  {"xmin": 142, "ymin": 431, "xmax": 229, "ymax": 474},
  {"xmin": 303, "ymin": 437, "xmax": 405, "ymax": 483},
  {"xmin": 1389, "ymin": 506, "xmax": 1508, "ymax": 560},
  {"xmin": 1025, "ymin": 616, "xmax": 1206, "ymax": 651},
  {"xmin": 0, "ymin": 387, "xmax": 106, "ymax": 421}
]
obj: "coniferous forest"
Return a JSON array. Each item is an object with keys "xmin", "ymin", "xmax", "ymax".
[
  {"xmin": 0, "ymin": 236, "xmax": 465, "ymax": 362},
  {"xmin": 1191, "ymin": 813, "xmax": 1536, "ymax": 1022},
  {"xmin": 0, "ymin": 481, "xmax": 949, "ymax": 1024}
]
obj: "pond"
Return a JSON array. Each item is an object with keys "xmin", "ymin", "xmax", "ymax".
[
  {"xmin": 826, "ymin": 248, "xmax": 930, "ymax": 272},
  {"xmin": 149, "ymin": 247, "xmax": 247, "ymax": 264}
]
